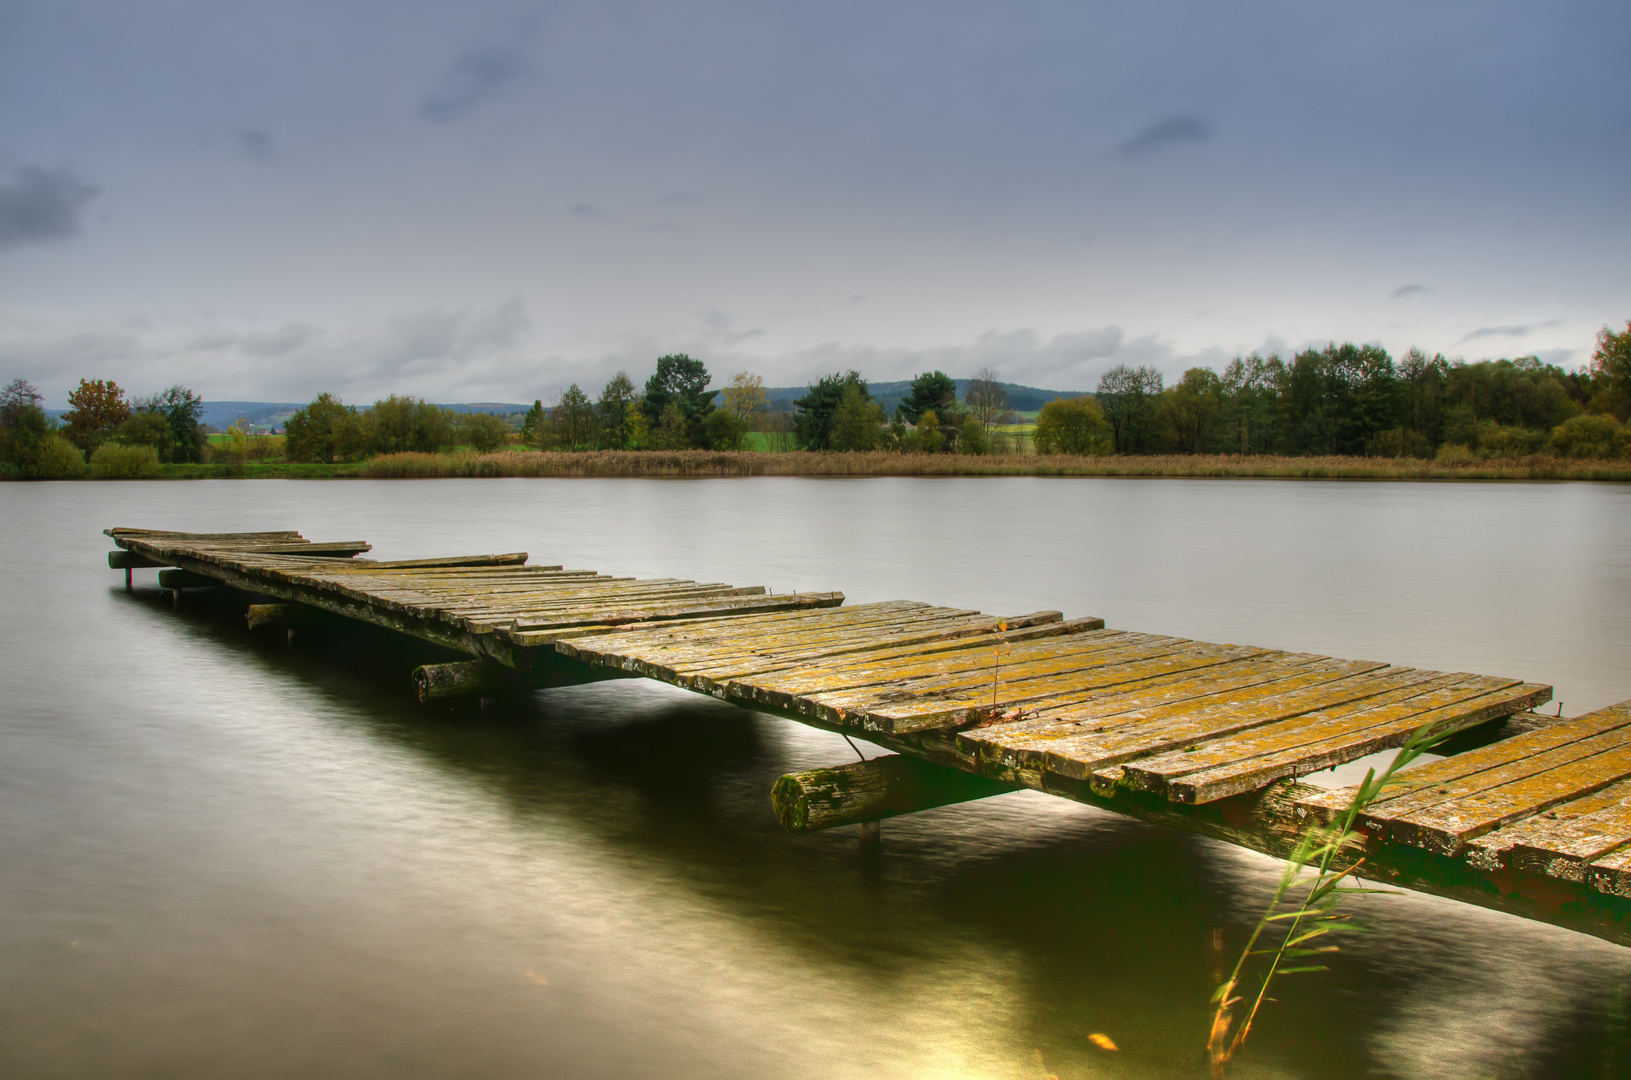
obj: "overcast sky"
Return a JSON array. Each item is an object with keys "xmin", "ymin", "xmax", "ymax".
[{"xmin": 1, "ymin": 1, "xmax": 1627, "ymax": 405}]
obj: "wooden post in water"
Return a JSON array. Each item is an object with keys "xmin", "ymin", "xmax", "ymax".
[
  {"xmin": 414, "ymin": 660, "xmax": 515, "ymax": 702},
  {"xmin": 771, "ymin": 754, "xmax": 1016, "ymax": 833},
  {"xmin": 109, "ymin": 549, "xmax": 167, "ymax": 591},
  {"xmin": 246, "ymin": 603, "xmax": 295, "ymax": 631}
]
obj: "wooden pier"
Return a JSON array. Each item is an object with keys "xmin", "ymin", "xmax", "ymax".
[{"xmin": 105, "ymin": 527, "xmax": 1631, "ymax": 946}]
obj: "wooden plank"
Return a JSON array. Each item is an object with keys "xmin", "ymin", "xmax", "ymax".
[
  {"xmin": 967, "ymin": 664, "xmax": 1447, "ymax": 785},
  {"xmin": 1155, "ymin": 680, "xmax": 1552, "ymax": 804},
  {"xmin": 339, "ymin": 553, "xmax": 529, "ymax": 569},
  {"xmin": 732, "ymin": 630, "xmax": 1170, "ymax": 710},
  {"xmin": 509, "ymin": 592, "xmax": 847, "ymax": 642},
  {"xmin": 235, "ymin": 541, "xmax": 373, "ymax": 557},
  {"xmin": 803, "ymin": 643, "xmax": 1277, "ymax": 734},
  {"xmin": 1296, "ymin": 702, "xmax": 1631, "ymax": 824},
  {"xmin": 1388, "ymin": 735, "xmax": 1631, "ymax": 856},
  {"xmin": 1585, "ymin": 845, "xmax": 1631, "ymax": 898},
  {"xmin": 988, "ymin": 653, "xmax": 1372, "ymax": 736},
  {"xmin": 1464, "ymin": 778, "xmax": 1631, "ymax": 878}
]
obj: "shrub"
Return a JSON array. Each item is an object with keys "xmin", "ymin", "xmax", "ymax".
[
  {"xmin": 1434, "ymin": 442, "xmax": 1478, "ymax": 465},
  {"xmin": 90, "ymin": 442, "xmax": 161, "ymax": 478},
  {"xmin": 1363, "ymin": 427, "xmax": 1432, "ymax": 459},
  {"xmin": 1033, "ymin": 397, "xmax": 1111, "ymax": 455},
  {"xmin": 958, "ymin": 415, "xmax": 990, "ymax": 454},
  {"xmin": 1550, "ymin": 413, "xmax": 1629, "ymax": 459},
  {"xmin": 32, "ymin": 435, "xmax": 86, "ymax": 478},
  {"xmin": 1475, "ymin": 421, "xmax": 1546, "ymax": 459},
  {"xmin": 459, "ymin": 412, "xmax": 514, "ymax": 454},
  {"xmin": 703, "ymin": 408, "xmax": 749, "ymax": 451},
  {"xmin": 912, "ymin": 409, "xmax": 947, "ymax": 453}
]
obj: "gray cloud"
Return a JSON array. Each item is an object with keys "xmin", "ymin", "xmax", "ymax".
[
  {"xmin": 1456, "ymin": 319, "xmax": 1563, "ymax": 344},
  {"xmin": 420, "ymin": 45, "xmax": 526, "ymax": 121},
  {"xmin": 1118, "ymin": 114, "xmax": 1211, "ymax": 157},
  {"xmin": 0, "ymin": 167, "xmax": 99, "ymax": 253},
  {"xmin": 1391, "ymin": 284, "xmax": 1428, "ymax": 298},
  {"xmin": 568, "ymin": 203, "xmax": 604, "ymax": 218},
  {"xmin": 232, "ymin": 128, "xmax": 273, "ymax": 162}
]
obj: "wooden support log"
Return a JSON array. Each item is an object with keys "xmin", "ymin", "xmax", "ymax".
[
  {"xmin": 157, "ymin": 568, "xmax": 223, "ymax": 590},
  {"xmin": 414, "ymin": 660, "xmax": 517, "ymax": 702},
  {"xmin": 246, "ymin": 603, "xmax": 297, "ymax": 631},
  {"xmin": 109, "ymin": 550, "xmax": 169, "ymax": 570},
  {"xmin": 771, "ymin": 754, "xmax": 1015, "ymax": 833}
]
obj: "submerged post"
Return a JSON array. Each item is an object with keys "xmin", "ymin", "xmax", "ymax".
[
  {"xmin": 771, "ymin": 754, "xmax": 1015, "ymax": 834},
  {"xmin": 413, "ymin": 660, "xmax": 517, "ymax": 702}
]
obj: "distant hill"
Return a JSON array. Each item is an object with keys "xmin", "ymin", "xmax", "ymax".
[
  {"xmin": 760, "ymin": 379, "xmax": 1091, "ymax": 415},
  {"xmin": 198, "ymin": 400, "xmax": 531, "ymax": 431},
  {"xmin": 156, "ymin": 384, "xmax": 1084, "ymax": 432}
]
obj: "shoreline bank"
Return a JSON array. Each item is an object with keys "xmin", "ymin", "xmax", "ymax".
[{"xmin": 8, "ymin": 450, "xmax": 1631, "ymax": 481}]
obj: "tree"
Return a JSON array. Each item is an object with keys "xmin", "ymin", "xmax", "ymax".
[
  {"xmin": 1096, "ymin": 364, "xmax": 1163, "ymax": 453},
  {"xmin": 1591, "ymin": 322, "xmax": 1631, "ymax": 421},
  {"xmin": 554, "ymin": 384, "xmax": 596, "ymax": 449},
  {"xmin": 520, "ymin": 400, "xmax": 551, "ymax": 448},
  {"xmin": 460, "ymin": 412, "xmax": 512, "ymax": 454},
  {"xmin": 364, "ymin": 395, "xmax": 453, "ymax": 454},
  {"xmin": 63, "ymin": 378, "xmax": 130, "ymax": 452},
  {"xmin": 1158, "ymin": 367, "xmax": 1223, "ymax": 453},
  {"xmin": 134, "ymin": 386, "xmax": 205, "ymax": 463},
  {"xmin": 650, "ymin": 402, "xmax": 690, "ymax": 449},
  {"xmin": 1216, "ymin": 354, "xmax": 1285, "ymax": 454},
  {"xmin": 110, "ymin": 410, "xmax": 175, "ymax": 460},
  {"xmin": 284, "ymin": 393, "xmax": 360, "ymax": 463},
  {"xmin": 722, "ymin": 372, "xmax": 768, "ymax": 430},
  {"xmin": 963, "ymin": 368, "xmax": 1012, "ymax": 433},
  {"xmin": 794, "ymin": 371, "xmax": 871, "ymax": 450},
  {"xmin": 899, "ymin": 371, "xmax": 959, "ymax": 425},
  {"xmin": 913, "ymin": 408, "xmax": 947, "ymax": 453},
  {"xmin": 703, "ymin": 408, "xmax": 749, "ymax": 450},
  {"xmin": 957, "ymin": 414, "xmax": 989, "ymax": 454},
  {"xmin": 828, "ymin": 382, "xmax": 884, "ymax": 451},
  {"xmin": 642, "ymin": 354, "xmax": 713, "ymax": 446},
  {"xmin": 1, "ymin": 378, "xmax": 51, "ymax": 473},
  {"xmin": 596, "ymin": 372, "xmax": 638, "ymax": 449},
  {"xmin": 1033, "ymin": 397, "xmax": 1111, "ymax": 455}
]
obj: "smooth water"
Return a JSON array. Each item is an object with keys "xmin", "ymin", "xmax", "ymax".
[{"xmin": 3, "ymin": 477, "xmax": 1630, "ymax": 1080}]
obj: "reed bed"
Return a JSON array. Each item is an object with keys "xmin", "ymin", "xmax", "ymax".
[{"xmin": 358, "ymin": 449, "xmax": 1631, "ymax": 481}]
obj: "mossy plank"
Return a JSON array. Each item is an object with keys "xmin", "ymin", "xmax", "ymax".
[
  {"xmin": 1162, "ymin": 680, "xmax": 1552, "ymax": 805},
  {"xmin": 968, "ymin": 665, "xmax": 1447, "ymax": 784},
  {"xmin": 1467, "ymin": 778, "xmax": 1631, "ymax": 879},
  {"xmin": 1297, "ymin": 702, "xmax": 1631, "ymax": 824},
  {"xmin": 1389, "ymin": 736, "xmax": 1631, "ymax": 856}
]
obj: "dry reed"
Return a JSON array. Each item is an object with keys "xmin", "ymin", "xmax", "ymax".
[{"xmin": 359, "ymin": 449, "xmax": 1631, "ymax": 481}]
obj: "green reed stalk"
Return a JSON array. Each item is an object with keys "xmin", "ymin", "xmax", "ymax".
[{"xmin": 1206, "ymin": 718, "xmax": 1461, "ymax": 1077}]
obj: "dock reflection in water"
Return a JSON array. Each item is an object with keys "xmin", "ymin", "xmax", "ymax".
[{"xmin": 3, "ymin": 477, "xmax": 1630, "ymax": 1078}]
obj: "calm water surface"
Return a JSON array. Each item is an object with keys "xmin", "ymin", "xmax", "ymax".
[{"xmin": 3, "ymin": 477, "xmax": 1630, "ymax": 1079}]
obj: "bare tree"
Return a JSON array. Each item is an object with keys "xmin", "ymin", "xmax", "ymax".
[{"xmin": 963, "ymin": 367, "xmax": 1013, "ymax": 434}]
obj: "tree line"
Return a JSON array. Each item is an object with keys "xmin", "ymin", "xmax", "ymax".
[
  {"xmin": 1080, "ymin": 325, "xmax": 1630, "ymax": 460},
  {"xmin": 0, "ymin": 377, "xmax": 205, "ymax": 478},
  {"xmin": 5, "ymin": 322, "xmax": 1628, "ymax": 475}
]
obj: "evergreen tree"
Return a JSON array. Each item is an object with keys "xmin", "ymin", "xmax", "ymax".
[{"xmin": 641, "ymin": 354, "xmax": 713, "ymax": 446}]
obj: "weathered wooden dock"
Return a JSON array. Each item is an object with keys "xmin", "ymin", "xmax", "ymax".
[{"xmin": 106, "ymin": 527, "xmax": 1631, "ymax": 946}]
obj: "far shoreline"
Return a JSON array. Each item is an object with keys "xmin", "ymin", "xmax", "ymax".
[{"xmin": 10, "ymin": 450, "xmax": 1631, "ymax": 482}]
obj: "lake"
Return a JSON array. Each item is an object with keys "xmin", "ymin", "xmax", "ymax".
[{"xmin": 3, "ymin": 476, "xmax": 1630, "ymax": 1079}]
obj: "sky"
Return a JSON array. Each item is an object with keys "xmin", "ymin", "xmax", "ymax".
[{"xmin": 1, "ymin": 0, "xmax": 1627, "ymax": 406}]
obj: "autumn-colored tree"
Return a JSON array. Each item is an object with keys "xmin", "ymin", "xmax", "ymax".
[
  {"xmin": 63, "ymin": 378, "xmax": 131, "ymax": 451},
  {"xmin": 722, "ymin": 372, "xmax": 768, "ymax": 427},
  {"xmin": 1592, "ymin": 322, "xmax": 1631, "ymax": 421}
]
